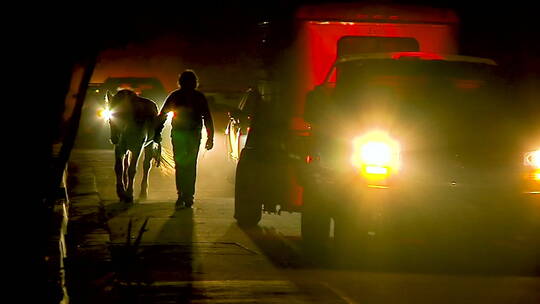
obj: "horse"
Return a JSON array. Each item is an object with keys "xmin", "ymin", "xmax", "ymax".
[{"xmin": 106, "ymin": 89, "xmax": 161, "ymax": 203}]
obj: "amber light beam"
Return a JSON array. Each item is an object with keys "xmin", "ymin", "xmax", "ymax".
[{"xmin": 351, "ymin": 130, "xmax": 401, "ymax": 181}]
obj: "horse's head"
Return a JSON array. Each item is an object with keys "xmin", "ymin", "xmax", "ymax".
[
  {"xmin": 106, "ymin": 89, "xmax": 137, "ymax": 109},
  {"xmin": 105, "ymin": 89, "xmax": 138, "ymax": 121}
]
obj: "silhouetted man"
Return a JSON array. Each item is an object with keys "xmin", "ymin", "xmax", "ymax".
[{"xmin": 155, "ymin": 70, "xmax": 214, "ymax": 208}]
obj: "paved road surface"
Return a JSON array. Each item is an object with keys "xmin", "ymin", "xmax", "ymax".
[{"xmin": 66, "ymin": 143, "xmax": 540, "ymax": 303}]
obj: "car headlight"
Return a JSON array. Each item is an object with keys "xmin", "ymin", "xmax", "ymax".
[
  {"xmin": 97, "ymin": 107, "xmax": 113, "ymax": 122},
  {"xmin": 351, "ymin": 131, "xmax": 401, "ymax": 180}
]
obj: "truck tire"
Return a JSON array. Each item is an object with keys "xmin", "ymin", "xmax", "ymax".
[
  {"xmin": 234, "ymin": 185, "xmax": 262, "ymax": 227},
  {"xmin": 234, "ymin": 151, "xmax": 262, "ymax": 227},
  {"xmin": 301, "ymin": 187, "xmax": 332, "ymax": 255}
]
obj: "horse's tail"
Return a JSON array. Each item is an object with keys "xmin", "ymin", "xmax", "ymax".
[{"xmin": 152, "ymin": 142, "xmax": 175, "ymax": 176}]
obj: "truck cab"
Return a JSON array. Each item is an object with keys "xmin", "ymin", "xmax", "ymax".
[{"xmin": 301, "ymin": 52, "xmax": 539, "ymax": 255}]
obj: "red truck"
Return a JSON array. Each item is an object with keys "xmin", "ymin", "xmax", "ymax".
[
  {"xmin": 232, "ymin": 3, "xmax": 462, "ymax": 225},
  {"xmin": 232, "ymin": 5, "xmax": 539, "ymax": 269}
]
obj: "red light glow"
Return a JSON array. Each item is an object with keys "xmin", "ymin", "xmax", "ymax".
[{"xmin": 291, "ymin": 20, "xmax": 458, "ymax": 119}]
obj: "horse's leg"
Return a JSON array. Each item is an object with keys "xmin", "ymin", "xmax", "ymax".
[
  {"xmin": 125, "ymin": 148, "xmax": 142, "ymax": 203},
  {"xmin": 123, "ymin": 150, "xmax": 130, "ymax": 188},
  {"xmin": 139, "ymin": 144, "xmax": 154, "ymax": 200},
  {"xmin": 114, "ymin": 146, "xmax": 127, "ymax": 201}
]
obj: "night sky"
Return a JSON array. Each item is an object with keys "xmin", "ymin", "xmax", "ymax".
[{"xmin": 22, "ymin": 0, "xmax": 540, "ymax": 104}]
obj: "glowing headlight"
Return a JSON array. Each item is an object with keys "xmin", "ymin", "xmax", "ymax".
[
  {"xmin": 524, "ymin": 149, "xmax": 540, "ymax": 169},
  {"xmin": 359, "ymin": 142, "xmax": 393, "ymax": 166},
  {"xmin": 97, "ymin": 108, "xmax": 113, "ymax": 121},
  {"xmin": 351, "ymin": 131, "xmax": 401, "ymax": 179}
]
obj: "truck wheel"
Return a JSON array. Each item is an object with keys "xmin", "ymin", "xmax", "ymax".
[
  {"xmin": 234, "ymin": 153, "xmax": 262, "ymax": 227},
  {"xmin": 234, "ymin": 187, "xmax": 262, "ymax": 227},
  {"xmin": 301, "ymin": 189, "xmax": 331, "ymax": 256}
]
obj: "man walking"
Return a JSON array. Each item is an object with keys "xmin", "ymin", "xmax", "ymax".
[{"xmin": 155, "ymin": 70, "xmax": 214, "ymax": 208}]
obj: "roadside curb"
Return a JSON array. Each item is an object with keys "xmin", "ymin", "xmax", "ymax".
[
  {"xmin": 65, "ymin": 160, "xmax": 114, "ymax": 302},
  {"xmin": 67, "ymin": 162, "xmax": 109, "ymax": 238},
  {"xmin": 45, "ymin": 167, "xmax": 70, "ymax": 304}
]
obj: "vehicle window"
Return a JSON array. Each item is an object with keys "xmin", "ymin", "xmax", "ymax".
[
  {"xmin": 333, "ymin": 60, "xmax": 514, "ymax": 137},
  {"xmin": 338, "ymin": 36, "xmax": 420, "ymax": 57},
  {"xmin": 336, "ymin": 60, "xmax": 506, "ymax": 109}
]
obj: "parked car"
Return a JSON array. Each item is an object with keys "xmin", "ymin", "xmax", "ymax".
[{"xmin": 224, "ymin": 88, "xmax": 260, "ymax": 162}]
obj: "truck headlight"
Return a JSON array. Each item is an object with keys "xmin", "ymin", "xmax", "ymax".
[
  {"xmin": 524, "ymin": 149, "xmax": 540, "ymax": 169},
  {"xmin": 524, "ymin": 149, "xmax": 540, "ymax": 185},
  {"xmin": 351, "ymin": 131, "xmax": 401, "ymax": 180},
  {"xmin": 523, "ymin": 149, "xmax": 540, "ymax": 189}
]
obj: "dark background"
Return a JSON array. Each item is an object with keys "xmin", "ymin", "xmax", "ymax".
[
  {"xmin": 27, "ymin": 4, "xmax": 538, "ymax": 92},
  {"xmin": 22, "ymin": 0, "xmax": 539, "ymax": 155},
  {"xmin": 25, "ymin": 0, "xmax": 540, "ymax": 76},
  {"xmin": 26, "ymin": 0, "xmax": 539, "ymax": 182}
]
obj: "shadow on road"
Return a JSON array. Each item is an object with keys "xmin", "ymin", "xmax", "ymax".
[
  {"xmin": 239, "ymin": 222, "xmax": 540, "ymax": 277},
  {"xmin": 239, "ymin": 224, "xmax": 325, "ymax": 269}
]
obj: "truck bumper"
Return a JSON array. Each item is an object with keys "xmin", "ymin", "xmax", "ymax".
[{"xmin": 306, "ymin": 170, "xmax": 540, "ymax": 247}]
